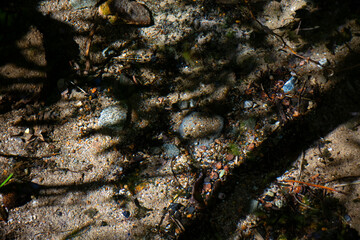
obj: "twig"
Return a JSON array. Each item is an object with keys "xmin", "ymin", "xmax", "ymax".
[
  {"xmin": 334, "ymin": 179, "xmax": 360, "ymax": 188},
  {"xmin": 0, "ymin": 173, "xmax": 13, "ymax": 188},
  {"xmin": 69, "ymin": 80, "xmax": 88, "ymax": 95},
  {"xmin": 297, "ymin": 77, "xmax": 308, "ymax": 112},
  {"xmin": 170, "ymin": 215, "xmax": 185, "ymax": 233},
  {"xmin": 171, "ymin": 158, "xmax": 185, "ymax": 189},
  {"xmin": 157, "ymin": 194, "xmax": 181, "ymax": 231},
  {"xmin": 84, "ymin": 27, "xmax": 96, "ymax": 73},
  {"xmin": 295, "ymin": 20, "xmax": 301, "ymax": 35},
  {"xmin": 280, "ymin": 179, "xmax": 346, "ymax": 194},
  {"xmin": 293, "ymin": 194, "xmax": 317, "ymax": 210},
  {"xmin": 297, "ymin": 151, "xmax": 305, "ymax": 180},
  {"xmin": 244, "ymin": 0, "xmax": 322, "ymax": 66}
]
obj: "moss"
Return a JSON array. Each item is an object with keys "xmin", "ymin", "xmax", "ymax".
[{"xmin": 228, "ymin": 143, "xmax": 241, "ymax": 156}]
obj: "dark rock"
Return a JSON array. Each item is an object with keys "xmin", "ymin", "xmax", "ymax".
[
  {"xmin": 122, "ymin": 210, "xmax": 130, "ymax": 218},
  {"xmin": 100, "ymin": 0, "xmax": 153, "ymax": 26},
  {"xmin": 70, "ymin": 0, "xmax": 100, "ymax": 9},
  {"xmin": 0, "ymin": 181, "xmax": 40, "ymax": 210}
]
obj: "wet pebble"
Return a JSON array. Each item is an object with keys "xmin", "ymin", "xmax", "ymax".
[
  {"xmin": 210, "ymin": 171, "xmax": 219, "ymax": 180},
  {"xmin": 185, "ymin": 205, "xmax": 196, "ymax": 214},
  {"xmin": 282, "ymin": 76, "xmax": 295, "ymax": 93},
  {"xmin": 179, "ymin": 112, "xmax": 223, "ymax": 140},
  {"xmin": 344, "ymin": 214, "xmax": 351, "ymax": 222},
  {"xmin": 225, "ymin": 154, "xmax": 234, "ymax": 161},
  {"xmin": 219, "ymin": 169, "xmax": 226, "ymax": 179},
  {"xmin": 247, "ymin": 143, "xmax": 255, "ymax": 151},
  {"xmin": 218, "ymin": 192, "xmax": 226, "ymax": 200},
  {"xmin": 98, "ymin": 104, "xmax": 127, "ymax": 130},
  {"xmin": 215, "ymin": 162, "xmax": 223, "ymax": 170},
  {"xmin": 0, "ymin": 182, "xmax": 40, "ymax": 210},
  {"xmin": 71, "ymin": 0, "xmax": 100, "ymax": 9},
  {"xmin": 203, "ymin": 183, "xmax": 212, "ymax": 192},
  {"xmin": 122, "ymin": 210, "xmax": 130, "ymax": 218},
  {"xmin": 162, "ymin": 144, "xmax": 180, "ymax": 158},
  {"xmin": 99, "ymin": 0, "xmax": 152, "ymax": 25},
  {"xmin": 0, "ymin": 206, "xmax": 8, "ymax": 221},
  {"xmin": 243, "ymin": 100, "xmax": 253, "ymax": 109}
]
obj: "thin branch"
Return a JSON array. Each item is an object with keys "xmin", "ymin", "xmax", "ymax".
[
  {"xmin": 244, "ymin": 0, "xmax": 323, "ymax": 67},
  {"xmin": 280, "ymin": 179, "xmax": 346, "ymax": 194}
]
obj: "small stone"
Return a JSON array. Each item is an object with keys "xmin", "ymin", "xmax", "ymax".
[
  {"xmin": 216, "ymin": 0, "xmax": 238, "ymax": 4},
  {"xmin": 282, "ymin": 76, "xmax": 295, "ymax": 93},
  {"xmin": 203, "ymin": 183, "xmax": 212, "ymax": 192},
  {"xmin": 318, "ymin": 57, "xmax": 328, "ymax": 68},
  {"xmin": 186, "ymin": 205, "xmax": 196, "ymax": 214},
  {"xmin": 249, "ymin": 199, "xmax": 260, "ymax": 213},
  {"xmin": 0, "ymin": 206, "xmax": 8, "ymax": 222},
  {"xmin": 344, "ymin": 214, "xmax": 351, "ymax": 222},
  {"xmin": 84, "ymin": 208, "xmax": 98, "ymax": 218},
  {"xmin": 218, "ymin": 192, "xmax": 226, "ymax": 200},
  {"xmin": 74, "ymin": 101, "xmax": 83, "ymax": 107},
  {"xmin": 274, "ymin": 199, "xmax": 284, "ymax": 209},
  {"xmin": 163, "ymin": 144, "xmax": 180, "ymax": 158},
  {"xmin": 219, "ymin": 169, "xmax": 225, "ymax": 179},
  {"xmin": 71, "ymin": 0, "xmax": 100, "ymax": 9},
  {"xmin": 122, "ymin": 210, "xmax": 130, "ymax": 218},
  {"xmin": 179, "ymin": 112, "xmax": 224, "ymax": 140},
  {"xmin": 247, "ymin": 143, "xmax": 255, "ymax": 151},
  {"xmin": 178, "ymin": 101, "xmax": 189, "ymax": 110},
  {"xmin": 99, "ymin": 0, "xmax": 152, "ymax": 26},
  {"xmin": 215, "ymin": 162, "xmax": 222, "ymax": 170},
  {"xmin": 226, "ymin": 154, "xmax": 234, "ymax": 161},
  {"xmin": 98, "ymin": 104, "xmax": 128, "ymax": 130},
  {"xmin": 210, "ymin": 171, "xmax": 219, "ymax": 180},
  {"xmin": 243, "ymin": 100, "xmax": 253, "ymax": 109},
  {"xmin": 0, "ymin": 182, "xmax": 40, "ymax": 210}
]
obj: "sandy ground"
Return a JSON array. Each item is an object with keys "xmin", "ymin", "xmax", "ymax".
[{"xmin": 1, "ymin": 0, "xmax": 360, "ymax": 239}]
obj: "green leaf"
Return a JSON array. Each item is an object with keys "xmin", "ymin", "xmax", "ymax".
[{"xmin": 0, "ymin": 173, "xmax": 13, "ymax": 188}]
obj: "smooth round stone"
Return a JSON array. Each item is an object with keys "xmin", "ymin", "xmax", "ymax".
[
  {"xmin": 98, "ymin": 104, "xmax": 127, "ymax": 129},
  {"xmin": 163, "ymin": 143, "xmax": 180, "ymax": 158},
  {"xmin": 70, "ymin": 0, "xmax": 100, "ymax": 9},
  {"xmin": 179, "ymin": 112, "xmax": 224, "ymax": 139}
]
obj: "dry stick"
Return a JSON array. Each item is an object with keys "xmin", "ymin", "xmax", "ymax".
[
  {"xmin": 156, "ymin": 159, "xmax": 186, "ymax": 232},
  {"xmin": 295, "ymin": 20, "xmax": 301, "ymax": 35},
  {"xmin": 281, "ymin": 179, "xmax": 346, "ymax": 194},
  {"xmin": 84, "ymin": 27, "xmax": 96, "ymax": 73},
  {"xmin": 293, "ymin": 194, "xmax": 317, "ymax": 210},
  {"xmin": 297, "ymin": 151, "xmax": 305, "ymax": 180},
  {"xmin": 334, "ymin": 180, "xmax": 360, "ymax": 188},
  {"xmin": 171, "ymin": 157, "xmax": 185, "ymax": 190},
  {"xmin": 336, "ymin": 62, "xmax": 360, "ymax": 72},
  {"xmin": 244, "ymin": 0, "xmax": 321, "ymax": 66},
  {"xmin": 297, "ymin": 76, "xmax": 308, "ymax": 113}
]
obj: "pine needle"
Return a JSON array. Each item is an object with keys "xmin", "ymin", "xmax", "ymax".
[{"xmin": 281, "ymin": 179, "xmax": 346, "ymax": 194}]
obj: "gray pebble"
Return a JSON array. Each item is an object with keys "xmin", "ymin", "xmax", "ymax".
[
  {"xmin": 179, "ymin": 112, "xmax": 223, "ymax": 139},
  {"xmin": 98, "ymin": 104, "xmax": 127, "ymax": 130},
  {"xmin": 70, "ymin": 0, "xmax": 100, "ymax": 9},
  {"xmin": 243, "ymin": 100, "xmax": 253, "ymax": 109},
  {"xmin": 163, "ymin": 144, "xmax": 180, "ymax": 158}
]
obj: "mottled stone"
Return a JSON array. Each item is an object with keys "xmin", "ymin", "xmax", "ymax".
[
  {"xmin": 99, "ymin": 0, "xmax": 153, "ymax": 26},
  {"xmin": 179, "ymin": 112, "xmax": 223, "ymax": 139},
  {"xmin": 98, "ymin": 104, "xmax": 127, "ymax": 130},
  {"xmin": 70, "ymin": 0, "xmax": 100, "ymax": 9},
  {"xmin": 163, "ymin": 143, "xmax": 180, "ymax": 158}
]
